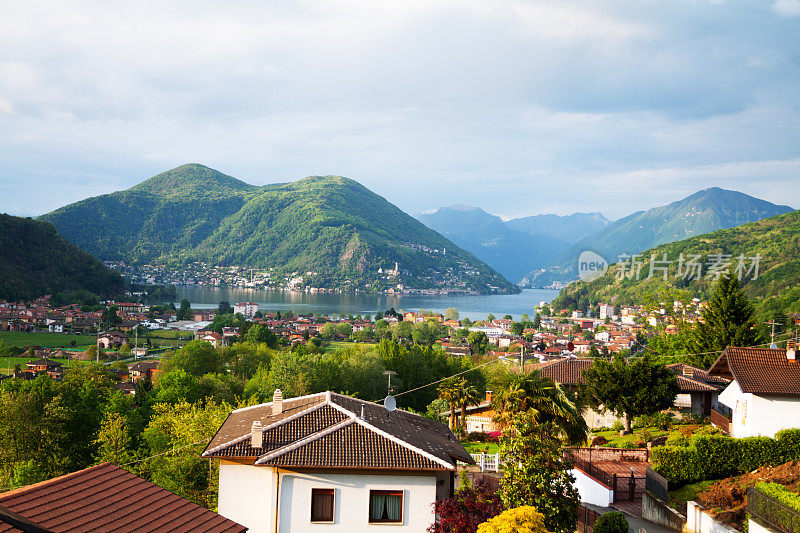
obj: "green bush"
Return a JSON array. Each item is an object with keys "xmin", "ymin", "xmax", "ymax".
[
  {"xmin": 652, "ymin": 429, "xmax": 800, "ymax": 485},
  {"xmin": 755, "ymin": 483, "xmax": 800, "ymax": 513},
  {"xmin": 593, "ymin": 511, "xmax": 629, "ymax": 533}
]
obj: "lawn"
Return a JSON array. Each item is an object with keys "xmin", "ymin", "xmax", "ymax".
[
  {"xmin": 0, "ymin": 357, "xmax": 72, "ymax": 373},
  {"xmin": 592, "ymin": 426, "xmax": 671, "ymax": 448},
  {"xmin": 325, "ymin": 341, "xmax": 377, "ymax": 353},
  {"xmin": 0, "ymin": 331, "xmax": 96, "ymax": 349},
  {"xmin": 668, "ymin": 480, "xmax": 718, "ymax": 514},
  {"xmin": 462, "ymin": 441, "xmax": 500, "ymax": 455}
]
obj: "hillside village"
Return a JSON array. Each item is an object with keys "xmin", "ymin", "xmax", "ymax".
[{"xmin": 2, "ymin": 284, "xmax": 800, "ymax": 533}]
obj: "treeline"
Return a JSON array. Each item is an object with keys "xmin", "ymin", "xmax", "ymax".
[
  {"xmin": 0, "ymin": 338, "xmax": 481, "ymax": 506},
  {"xmin": 0, "ymin": 214, "xmax": 123, "ymax": 301}
]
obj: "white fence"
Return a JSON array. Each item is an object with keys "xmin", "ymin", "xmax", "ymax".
[{"xmin": 470, "ymin": 452, "xmax": 502, "ymax": 472}]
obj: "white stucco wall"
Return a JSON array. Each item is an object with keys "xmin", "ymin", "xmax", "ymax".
[
  {"xmin": 570, "ymin": 468, "xmax": 613, "ymax": 507},
  {"xmin": 218, "ymin": 462, "xmax": 276, "ymax": 533},
  {"xmin": 686, "ymin": 501, "xmax": 739, "ymax": 533},
  {"xmin": 718, "ymin": 381, "xmax": 800, "ymax": 438},
  {"xmin": 218, "ymin": 464, "xmax": 441, "ymax": 533},
  {"xmin": 748, "ymin": 518, "xmax": 775, "ymax": 533}
]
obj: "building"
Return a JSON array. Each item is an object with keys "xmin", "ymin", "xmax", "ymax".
[
  {"xmin": 203, "ymin": 390, "xmax": 473, "ymax": 532},
  {"xmin": 97, "ymin": 332, "xmax": 128, "ymax": 349},
  {"xmin": 128, "ymin": 360, "xmax": 161, "ymax": 383},
  {"xmin": 24, "ymin": 358, "xmax": 64, "ymax": 381},
  {"xmin": 666, "ymin": 363, "xmax": 730, "ymax": 416},
  {"xmin": 0, "ymin": 462, "xmax": 246, "ymax": 532},
  {"xmin": 707, "ymin": 345, "xmax": 800, "ymax": 438},
  {"xmin": 234, "ymin": 302, "xmax": 259, "ymax": 319}
]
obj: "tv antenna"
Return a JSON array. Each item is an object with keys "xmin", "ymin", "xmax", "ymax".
[
  {"xmin": 765, "ymin": 320, "xmax": 782, "ymax": 346},
  {"xmin": 383, "ymin": 370, "xmax": 397, "ymax": 396}
]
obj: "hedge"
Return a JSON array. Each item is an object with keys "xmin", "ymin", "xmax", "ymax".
[
  {"xmin": 651, "ymin": 429, "xmax": 800, "ymax": 485},
  {"xmin": 755, "ymin": 483, "xmax": 800, "ymax": 514}
]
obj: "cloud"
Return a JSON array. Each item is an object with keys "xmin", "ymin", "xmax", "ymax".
[
  {"xmin": 772, "ymin": 0, "xmax": 800, "ymax": 17},
  {"xmin": 0, "ymin": 0, "xmax": 797, "ymax": 221}
]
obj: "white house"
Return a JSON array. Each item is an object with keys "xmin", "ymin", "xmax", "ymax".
[
  {"xmin": 234, "ymin": 302, "xmax": 259, "ymax": 319},
  {"xmin": 203, "ymin": 390, "xmax": 473, "ymax": 533},
  {"xmin": 708, "ymin": 345, "xmax": 800, "ymax": 438}
]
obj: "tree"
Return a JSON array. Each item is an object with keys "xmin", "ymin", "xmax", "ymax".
[
  {"xmin": 444, "ymin": 307, "xmax": 460, "ymax": 321},
  {"xmin": 510, "ymin": 322, "xmax": 525, "ymax": 336},
  {"xmin": 491, "ymin": 371, "xmax": 587, "ymax": 445},
  {"xmin": 467, "ymin": 331, "xmax": 489, "ymax": 355},
  {"xmin": 176, "ymin": 299, "xmax": 193, "ymax": 321},
  {"xmin": 455, "ymin": 379, "xmax": 482, "ymax": 432},
  {"xmin": 477, "ymin": 506, "xmax": 551, "ymax": 533},
  {"xmin": 532, "ymin": 313, "xmax": 541, "ymax": 329},
  {"xmin": 95, "ymin": 412, "xmax": 133, "ymax": 464},
  {"xmin": 521, "ymin": 313, "xmax": 530, "ymax": 323},
  {"xmin": 429, "ymin": 479, "xmax": 503, "ymax": 533},
  {"xmin": 100, "ymin": 305, "xmax": 121, "ymax": 330},
  {"xmin": 581, "ymin": 353, "xmax": 679, "ymax": 432},
  {"xmin": 499, "ymin": 415, "xmax": 578, "ymax": 533},
  {"xmin": 487, "ymin": 314, "xmax": 496, "ymax": 322},
  {"xmin": 690, "ymin": 274, "xmax": 761, "ymax": 367},
  {"xmin": 243, "ymin": 324, "xmax": 278, "ymax": 348},
  {"xmin": 217, "ymin": 301, "xmax": 233, "ymax": 315},
  {"xmin": 438, "ymin": 380, "xmax": 462, "ymax": 431},
  {"xmin": 503, "ymin": 314, "xmax": 513, "ymax": 321},
  {"xmin": 165, "ymin": 340, "xmax": 223, "ymax": 377}
]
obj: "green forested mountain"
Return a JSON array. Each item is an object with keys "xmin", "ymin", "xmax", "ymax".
[
  {"xmin": 41, "ymin": 164, "xmax": 516, "ymax": 293},
  {"xmin": 550, "ymin": 209, "xmax": 800, "ymax": 320},
  {"xmin": 528, "ymin": 187, "xmax": 793, "ymax": 286},
  {"xmin": 0, "ymin": 214, "xmax": 123, "ymax": 301}
]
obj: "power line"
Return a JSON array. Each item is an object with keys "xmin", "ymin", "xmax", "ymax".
[
  {"xmin": 377, "ymin": 357, "xmax": 502, "ymax": 401},
  {"xmin": 117, "ymin": 439, "xmax": 208, "ymax": 467},
  {"xmin": 629, "ymin": 330, "xmax": 795, "ymax": 360}
]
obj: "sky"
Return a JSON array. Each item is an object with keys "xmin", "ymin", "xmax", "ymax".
[{"xmin": 1, "ymin": 0, "xmax": 799, "ymax": 221}]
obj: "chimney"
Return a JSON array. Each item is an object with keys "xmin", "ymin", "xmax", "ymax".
[
  {"xmin": 788, "ymin": 340, "xmax": 796, "ymax": 361},
  {"xmin": 485, "ymin": 390, "xmax": 493, "ymax": 403},
  {"xmin": 251, "ymin": 420, "xmax": 264, "ymax": 448},
  {"xmin": 682, "ymin": 366, "xmax": 693, "ymax": 378},
  {"xmin": 272, "ymin": 389, "xmax": 284, "ymax": 415}
]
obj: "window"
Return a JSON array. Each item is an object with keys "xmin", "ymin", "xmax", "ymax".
[
  {"xmin": 310, "ymin": 488, "xmax": 334, "ymax": 522},
  {"xmin": 369, "ymin": 490, "xmax": 403, "ymax": 524}
]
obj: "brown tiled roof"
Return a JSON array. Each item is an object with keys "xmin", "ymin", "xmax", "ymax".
[
  {"xmin": 675, "ymin": 375, "xmax": 718, "ymax": 392},
  {"xmin": 202, "ymin": 391, "xmax": 472, "ymax": 470},
  {"xmin": 538, "ymin": 358, "xmax": 595, "ymax": 385},
  {"xmin": 257, "ymin": 422, "xmax": 445, "ymax": 470},
  {"xmin": 0, "ymin": 463, "xmax": 246, "ymax": 533},
  {"xmin": 708, "ymin": 347, "xmax": 800, "ymax": 397},
  {"xmin": 666, "ymin": 363, "xmax": 730, "ymax": 386}
]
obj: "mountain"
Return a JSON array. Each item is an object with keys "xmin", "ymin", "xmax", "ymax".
[
  {"xmin": 417, "ymin": 205, "xmax": 571, "ymax": 282},
  {"xmin": 505, "ymin": 212, "xmax": 610, "ymax": 244},
  {"xmin": 0, "ymin": 214, "xmax": 123, "ymax": 301},
  {"xmin": 550, "ymin": 208, "xmax": 800, "ymax": 320},
  {"xmin": 525, "ymin": 188, "xmax": 794, "ymax": 286},
  {"xmin": 41, "ymin": 164, "xmax": 517, "ymax": 294}
]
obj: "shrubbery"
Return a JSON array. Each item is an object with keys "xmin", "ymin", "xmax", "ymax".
[
  {"xmin": 476, "ymin": 506, "xmax": 551, "ymax": 533},
  {"xmin": 652, "ymin": 429, "xmax": 800, "ymax": 484},
  {"xmin": 754, "ymin": 483, "xmax": 800, "ymax": 513},
  {"xmin": 593, "ymin": 511, "xmax": 629, "ymax": 533}
]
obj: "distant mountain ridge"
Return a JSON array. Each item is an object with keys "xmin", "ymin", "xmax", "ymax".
[
  {"xmin": 418, "ymin": 206, "xmax": 583, "ymax": 282},
  {"xmin": 0, "ymin": 214, "xmax": 123, "ymax": 301},
  {"xmin": 505, "ymin": 212, "xmax": 610, "ymax": 243},
  {"xmin": 525, "ymin": 187, "xmax": 794, "ymax": 287},
  {"xmin": 40, "ymin": 164, "xmax": 517, "ymax": 294}
]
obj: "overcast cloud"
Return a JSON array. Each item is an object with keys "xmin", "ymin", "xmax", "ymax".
[{"xmin": 1, "ymin": 0, "xmax": 798, "ymax": 220}]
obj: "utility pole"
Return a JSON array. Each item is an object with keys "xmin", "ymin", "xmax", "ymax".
[{"xmin": 765, "ymin": 321, "xmax": 782, "ymax": 346}]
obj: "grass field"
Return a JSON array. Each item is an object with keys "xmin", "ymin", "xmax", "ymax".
[
  {"xmin": 592, "ymin": 426, "xmax": 671, "ymax": 447},
  {"xmin": 0, "ymin": 357, "xmax": 72, "ymax": 372},
  {"xmin": 0, "ymin": 332, "xmax": 96, "ymax": 349},
  {"xmin": 462, "ymin": 441, "xmax": 500, "ymax": 454},
  {"xmin": 325, "ymin": 341, "xmax": 377, "ymax": 353}
]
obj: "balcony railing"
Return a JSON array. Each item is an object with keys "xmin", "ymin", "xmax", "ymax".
[
  {"xmin": 748, "ymin": 487, "xmax": 800, "ymax": 533},
  {"xmin": 709, "ymin": 408, "xmax": 731, "ymax": 433}
]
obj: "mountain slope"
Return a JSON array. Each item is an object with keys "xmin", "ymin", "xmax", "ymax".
[
  {"xmin": 0, "ymin": 214, "xmax": 123, "ymax": 301},
  {"xmin": 506, "ymin": 212, "xmax": 610, "ymax": 244},
  {"xmin": 527, "ymin": 188, "xmax": 793, "ymax": 286},
  {"xmin": 550, "ymin": 209, "xmax": 800, "ymax": 319},
  {"xmin": 418, "ymin": 205, "xmax": 570, "ymax": 282},
  {"xmin": 41, "ymin": 166, "xmax": 517, "ymax": 294}
]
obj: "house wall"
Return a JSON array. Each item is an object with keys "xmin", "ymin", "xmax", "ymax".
[
  {"xmin": 570, "ymin": 468, "xmax": 613, "ymax": 507},
  {"xmin": 218, "ymin": 464, "xmax": 441, "ymax": 533},
  {"xmin": 582, "ymin": 407, "xmax": 623, "ymax": 430},
  {"xmin": 218, "ymin": 462, "xmax": 276, "ymax": 533},
  {"xmin": 718, "ymin": 381, "xmax": 800, "ymax": 438},
  {"xmin": 278, "ymin": 471, "xmax": 438, "ymax": 533},
  {"xmin": 748, "ymin": 518, "xmax": 775, "ymax": 533}
]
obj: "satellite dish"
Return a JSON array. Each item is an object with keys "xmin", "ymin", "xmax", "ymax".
[
  {"xmin": 770, "ymin": 343, "xmax": 779, "ymax": 349},
  {"xmin": 384, "ymin": 395, "xmax": 396, "ymax": 412}
]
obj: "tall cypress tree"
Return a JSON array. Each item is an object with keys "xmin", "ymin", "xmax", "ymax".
[{"xmin": 691, "ymin": 274, "xmax": 761, "ymax": 367}]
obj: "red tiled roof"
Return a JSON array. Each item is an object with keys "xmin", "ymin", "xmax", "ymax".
[
  {"xmin": 538, "ymin": 358, "xmax": 595, "ymax": 385},
  {"xmin": 708, "ymin": 347, "xmax": 800, "ymax": 397},
  {"xmin": 675, "ymin": 375, "xmax": 718, "ymax": 392},
  {"xmin": 0, "ymin": 463, "xmax": 246, "ymax": 533},
  {"xmin": 202, "ymin": 391, "xmax": 472, "ymax": 470}
]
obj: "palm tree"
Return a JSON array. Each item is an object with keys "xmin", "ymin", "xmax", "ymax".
[
  {"xmin": 492, "ymin": 371, "xmax": 588, "ymax": 445},
  {"xmin": 437, "ymin": 380, "xmax": 462, "ymax": 431},
  {"xmin": 455, "ymin": 379, "xmax": 482, "ymax": 432}
]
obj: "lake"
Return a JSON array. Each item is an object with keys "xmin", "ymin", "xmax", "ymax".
[{"xmin": 158, "ymin": 287, "xmax": 560, "ymax": 321}]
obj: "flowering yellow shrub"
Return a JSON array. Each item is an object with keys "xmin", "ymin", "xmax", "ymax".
[{"xmin": 476, "ymin": 506, "xmax": 551, "ymax": 533}]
